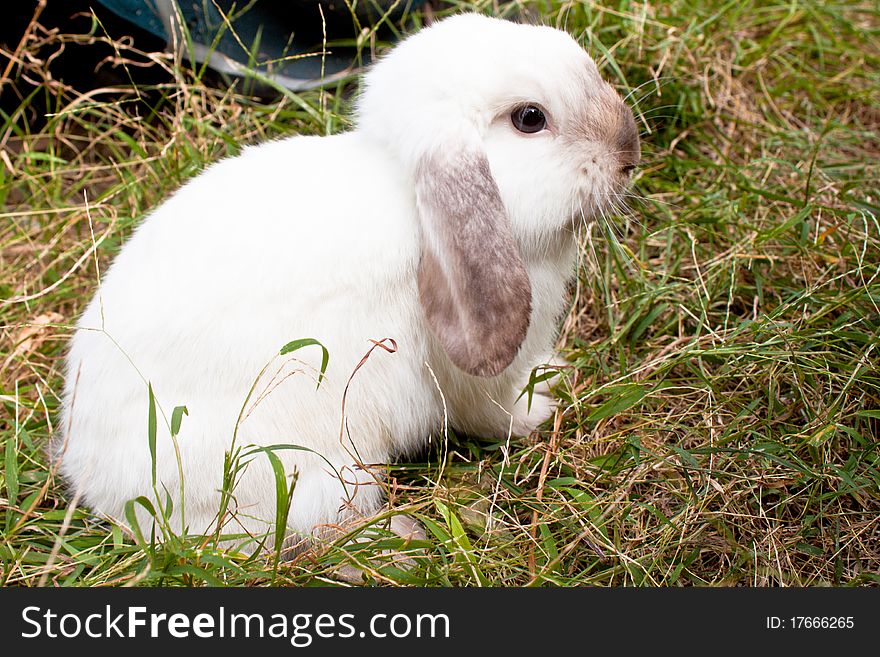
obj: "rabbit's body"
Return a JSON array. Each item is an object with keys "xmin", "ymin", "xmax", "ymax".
[
  {"xmin": 56, "ymin": 14, "xmax": 639, "ymax": 544},
  {"xmin": 58, "ymin": 131, "xmax": 571, "ymax": 537}
]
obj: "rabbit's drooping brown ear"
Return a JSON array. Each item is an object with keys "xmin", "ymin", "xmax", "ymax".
[{"xmin": 415, "ymin": 148, "xmax": 532, "ymax": 377}]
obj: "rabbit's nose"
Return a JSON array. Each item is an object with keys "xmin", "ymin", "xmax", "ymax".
[{"xmin": 616, "ymin": 103, "xmax": 640, "ymax": 175}]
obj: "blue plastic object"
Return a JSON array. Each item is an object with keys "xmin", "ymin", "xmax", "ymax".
[{"xmin": 94, "ymin": 0, "xmax": 422, "ymax": 90}]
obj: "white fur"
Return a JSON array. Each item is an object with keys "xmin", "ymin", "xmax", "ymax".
[{"xmin": 56, "ymin": 14, "xmax": 632, "ymax": 544}]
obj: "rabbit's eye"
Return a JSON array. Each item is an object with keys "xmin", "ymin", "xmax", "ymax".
[{"xmin": 511, "ymin": 105, "xmax": 547, "ymax": 133}]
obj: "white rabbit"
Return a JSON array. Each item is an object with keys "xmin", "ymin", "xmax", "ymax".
[{"xmin": 54, "ymin": 13, "xmax": 639, "ymax": 547}]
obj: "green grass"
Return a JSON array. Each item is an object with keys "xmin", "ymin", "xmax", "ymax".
[{"xmin": 1, "ymin": 0, "xmax": 879, "ymax": 586}]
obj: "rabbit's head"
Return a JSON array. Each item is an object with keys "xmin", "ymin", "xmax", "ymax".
[{"xmin": 357, "ymin": 14, "xmax": 639, "ymax": 377}]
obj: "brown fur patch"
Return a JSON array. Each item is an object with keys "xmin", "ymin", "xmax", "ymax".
[
  {"xmin": 571, "ymin": 81, "xmax": 640, "ymax": 168},
  {"xmin": 415, "ymin": 152, "xmax": 532, "ymax": 377}
]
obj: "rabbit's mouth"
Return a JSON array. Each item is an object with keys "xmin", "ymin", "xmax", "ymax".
[{"xmin": 574, "ymin": 180, "xmax": 630, "ymax": 224}]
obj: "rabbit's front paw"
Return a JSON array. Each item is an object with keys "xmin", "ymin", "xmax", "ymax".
[{"xmin": 511, "ymin": 390, "xmax": 557, "ymax": 436}]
